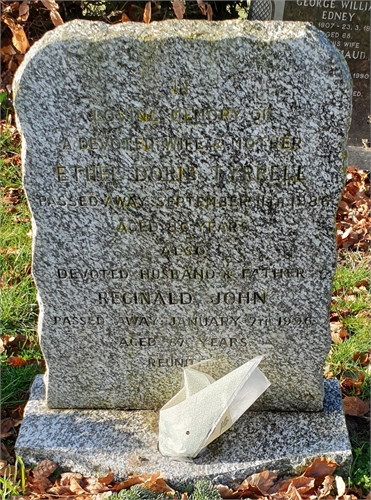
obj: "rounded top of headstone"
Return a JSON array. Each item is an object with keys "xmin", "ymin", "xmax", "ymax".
[{"xmin": 14, "ymin": 19, "xmax": 351, "ymax": 95}]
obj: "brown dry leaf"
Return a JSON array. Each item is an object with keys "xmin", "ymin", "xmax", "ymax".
[
  {"xmin": 3, "ymin": 188, "xmax": 22, "ymax": 205},
  {"xmin": 216, "ymin": 484, "xmax": 235, "ymax": 498},
  {"xmin": 341, "ymin": 371, "xmax": 364, "ymax": 394},
  {"xmin": 2, "ymin": 16, "xmax": 29, "ymax": 53},
  {"xmin": 18, "ymin": 0, "xmax": 29, "ymax": 22},
  {"xmin": 1, "ymin": 443, "xmax": 12, "ymax": 462},
  {"xmin": 40, "ymin": 0, "xmax": 64, "ymax": 26},
  {"xmin": 206, "ymin": 3, "xmax": 213, "ymax": 20},
  {"xmin": 144, "ymin": 472, "xmax": 175, "ymax": 495},
  {"xmin": 33, "ymin": 459, "xmax": 57, "ymax": 480},
  {"xmin": 69, "ymin": 476, "xmax": 88, "ymax": 494},
  {"xmin": 46, "ymin": 484, "xmax": 72, "ymax": 495},
  {"xmin": 60, "ymin": 472, "xmax": 83, "ymax": 485},
  {"xmin": 84, "ymin": 476, "xmax": 110, "ymax": 494},
  {"xmin": 121, "ymin": 13, "xmax": 131, "ymax": 22},
  {"xmin": 181, "ymin": 493, "xmax": 189, "ymax": 500},
  {"xmin": 50, "ymin": 10, "xmax": 64, "ymax": 27},
  {"xmin": 318, "ymin": 475, "xmax": 335, "ymax": 498},
  {"xmin": 28, "ymin": 477, "xmax": 53, "ymax": 494},
  {"xmin": 98, "ymin": 472, "xmax": 115, "ymax": 485},
  {"xmin": 0, "ymin": 418, "xmax": 14, "ymax": 438},
  {"xmin": 245, "ymin": 470, "xmax": 278, "ymax": 494},
  {"xmin": 353, "ymin": 279, "xmax": 369, "ymax": 288},
  {"xmin": 197, "ymin": 0, "xmax": 207, "ymax": 15},
  {"xmin": 342, "ymin": 396, "xmax": 370, "ymax": 416},
  {"xmin": 302, "ymin": 458, "xmax": 338, "ymax": 487},
  {"xmin": 143, "ymin": 1, "xmax": 151, "ymax": 23},
  {"xmin": 40, "ymin": 0, "xmax": 58, "ymax": 10},
  {"xmin": 112, "ymin": 476, "xmax": 145, "ymax": 491},
  {"xmin": 353, "ymin": 351, "xmax": 371, "ymax": 366},
  {"xmin": 172, "ymin": 0, "xmax": 185, "ymax": 19},
  {"xmin": 279, "ymin": 476, "xmax": 316, "ymax": 497},
  {"xmin": 1, "ymin": 45, "xmax": 17, "ymax": 57},
  {"xmin": 0, "ymin": 460, "xmax": 7, "ymax": 476},
  {"xmin": 1, "ymin": 334, "xmax": 28, "ymax": 356},
  {"xmin": 330, "ymin": 322, "xmax": 349, "ymax": 344},
  {"xmin": 7, "ymin": 356, "xmax": 26, "ymax": 367}
]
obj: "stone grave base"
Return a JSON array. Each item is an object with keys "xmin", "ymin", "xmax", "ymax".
[{"xmin": 16, "ymin": 376, "xmax": 351, "ymax": 487}]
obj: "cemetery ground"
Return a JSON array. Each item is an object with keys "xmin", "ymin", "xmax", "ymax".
[{"xmin": 1, "ymin": 121, "xmax": 370, "ymax": 500}]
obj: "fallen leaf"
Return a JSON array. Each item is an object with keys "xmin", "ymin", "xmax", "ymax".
[
  {"xmin": 0, "ymin": 443, "xmax": 12, "ymax": 462},
  {"xmin": 206, "ymin": 3, "xmax": 213, "ymax": 20},
  {"xmin": 1, "ymin": 45, "xmax": 17, "ymax": 57},
  {"xmin": 143, "ymin": 1, "xmax": 151, "ymax": 23},
  {"xmin": 32, "ymin": 459, "xmax": 57, "ymax": 480},
  {"xmin": 144, "ymin": 472, "xmax": 175, "ymax": 495},
  {"xmin": 112, "ymin": 476, "xmax": 144, "ymax": 491},
  {"xmin": 2, "ymin": 16, "xmax": 29, "ymax": 53},
  {"xmin": 3, "ymin": 188, "xmax": 22, "ymax": 205},
  {"xmin": 341, "ymin": 371, "xmax": 364, "ymax": 394},
  {"xmin": 342, "ymin": 396, "xmax": 370, "ymax": 416},
  {"xmin": 28, "ymin": 476, "xmax": 52, "ymax": 493},
  {"xmin": 284, "ymin": 482, "xmax": 303, "ymax": 500},
  {"xmin": 353, "ymin": 280, "xmax": 369, "ymax": 288},
  {"xmin": 7, "ymin": 356, "xmax": 26, "ymax": 367},
  {"xmin": 0, "ymin": 460, "xmax": 7, "ymax": 476},
  {"xmin": 318, "ymin": 475, "xmax": 335, "ymax": 498},
  {"xmin": 353, "ymin": 351, "xmax": 371, "ymax": 366},
  {"xmin": 335, "ymin": 476, "xmax": 346, "ymax": 497},
  {"xmin": 60, "ymin": 472, "xmax": 83, "ymax": 485},
  {"xmin": 303, "ymin": 457, "xmax": 338, "ymax": 487},
  {"xmin": 279, "ymin": 476, "xmax": 316, "ymax": 496},
  {"xmin": 98, "ymin": 472, "xmax": 114, "ymax": 485},
  {"xmin": 245, "ymin": 470, "xmax": 278, "ymax": 494},
  {"xmin": 172, "ymin": 0, "xmax": 185, "ymax": 19},
  {"xmin": 69, "ymin": 476, "xmax": 88, "ymax": 494},
  {"xmin": 121, "ymin": 13, "xmax": 131, "ymax": 22},
  {"xmin": 330, "ymin": 322, "xmax": 349, "ymax": 344},
  {"xmin": 46, "ymin": 484, "xmax": 72, "ymax": 495},
  {"xmin": 85, "ymin": 476, "xmax": 110, "ymax": 494},
  {"xmin": 17, "ymin": 0, "xmax": 29, "ymax": 22},
  {"xmin": 197, "ymin": 0, "xmax": 207, "ymax": 15},
  {"xmin": 216, "ymin": 484, "xmax": 235, "ymax": 498},
  {"xmin": 112, "ymin": 472, "xmax": 174, "ymax": 495},
  {"xmin": 40, "ymin": 0, "xmax": 58, "ymax": 11},
  {"xmin": 0, "ymin": 418, "xmax": 14, "ymax": 438},
  {"xmin": 50, "ymin": 10, "xmax": 64, "ymax": 27}
]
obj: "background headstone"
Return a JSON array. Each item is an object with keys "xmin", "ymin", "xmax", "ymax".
[
  {"xmin": 14, "ymin": 20, "xmax": 352, "ymax": 412},
  {"xmin": 249, "ymin": 0, "xmax": 371, "ymax": 168}
]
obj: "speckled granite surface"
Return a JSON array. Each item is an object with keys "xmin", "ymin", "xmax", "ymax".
[
  {"xmin": 13, "ymin": 20, "xmax": 352, "ymax": 411},
  {"xmin": 16, "ymin": 376, "xmax": 351, "ymax": 486}
]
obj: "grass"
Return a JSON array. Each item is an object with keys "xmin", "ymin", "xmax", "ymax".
[
  {"xmin": 0, "ymin": 456, "xmax": 26, "ymax": 500},
  {"xmin": 0, "ymin": 360, "xmax": 43, "ymax": 407},
  {"xmin": 0, "ymin": 123, "xmax": 370, "ymax": 495},
  {"xmin": 327, "ymin": 252, "xmax": 371, "ymax": 402}
]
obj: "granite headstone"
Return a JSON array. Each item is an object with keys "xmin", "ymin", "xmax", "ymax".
[
  {"xmin": 249, "ymin": 0, "xmax": 371, "ymax": 168},
  {"xmin": 14, "ymin": 19, "xmax": 353, "ymax": 482},
  {"xmin": 14, "ymin": 20, "xmax": 351, "ymax": 412}
]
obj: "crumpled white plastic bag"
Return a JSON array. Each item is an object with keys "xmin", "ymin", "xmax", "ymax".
[{"xmin": 158, "ymin": 355, "xmax": 270, "ymax": 459}]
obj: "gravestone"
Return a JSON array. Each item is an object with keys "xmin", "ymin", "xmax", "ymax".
[
  {"xmin": 15, "ymin": 20, "xmax": 352, "ymax": 482},
  {"xmin": 250, "ymin": 0, "xmax": 371, "ymax": 169}
]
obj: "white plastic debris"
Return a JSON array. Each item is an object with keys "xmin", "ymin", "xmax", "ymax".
[{"xmin": 158, "ymin": 355, "xmax": 270, "ymax": 459}]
